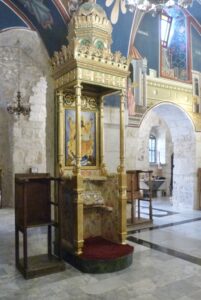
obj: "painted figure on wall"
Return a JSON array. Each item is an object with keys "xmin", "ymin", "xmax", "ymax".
[
  {"xmin": 18, "ymin": 0, "xmax": 54, "ymax": 29},
  {"xmin": 65, "ymin": 110, "xmax": 96, "ymax": 166}
]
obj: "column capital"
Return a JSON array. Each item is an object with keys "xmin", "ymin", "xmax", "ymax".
[
  {"xmin": 74, "ymin": 81, "xmax": 83, "ymax": 90},
  {"xmin": 120, "ymin": 89, "xmax": 126, "ymax": 98},
  {"xmin": 99, "ymin": 96, "xmax": 105, "ymax": 109},
  {"xmin": 56, "ymin": 89, "xmax": 64, "ymax": 98},
  {"xmin": 74, "ymin": 82, "xmax": 83, "ymax": 98}
]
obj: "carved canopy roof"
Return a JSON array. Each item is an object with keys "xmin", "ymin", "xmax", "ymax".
[{"xmin": 51, "ymin": 2, "xmax": 129, "ymax": 94}]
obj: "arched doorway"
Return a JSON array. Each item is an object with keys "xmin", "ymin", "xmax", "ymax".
[{"xmin": 137, "ymin": 103, "xmax": 196, "ymax": 210}]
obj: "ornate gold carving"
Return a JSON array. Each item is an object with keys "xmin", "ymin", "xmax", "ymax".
[
  {"xmin": 52, "ymin": 44, "xmax": 128, "ymax": 72},
  {"xmin": 63, "ymin": 92, "xmax": 98, "ymax": 110},
  {"xmin": 82, "ymin": 96, "xmax": 98, "ymax": 110},
  {"xmin": 63, "ymin": 92, "xmax": 75, "ymax": 107}
]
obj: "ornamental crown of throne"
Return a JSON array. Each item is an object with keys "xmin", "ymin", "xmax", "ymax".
[{"xmin": 51, "ymin": 1, "xmax": 128, "ymax": 70}]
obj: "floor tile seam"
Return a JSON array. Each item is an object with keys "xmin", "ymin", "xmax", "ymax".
[
  {"xmin": 143, "ymin": 227, "xmax": 201, "ymax": 242},
  {"xmin": 140, "ymin": 205, "xmax": 179, "ymax": 214},
  {"xmin": 127, "ymin": 236, "xmax": 201, "ymax": 266},
  {"xmin": 127, "ymin": 217, "xmax": 201, "ymax": 234}
]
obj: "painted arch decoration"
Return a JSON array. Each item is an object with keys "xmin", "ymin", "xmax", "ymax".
[
  {"xmin": 0, "ymin": 0, "xmax": 200, "ymax": 60},
  {"xmin": 0, "ymin": 0, "xmax": 70, "ymax": 55}
]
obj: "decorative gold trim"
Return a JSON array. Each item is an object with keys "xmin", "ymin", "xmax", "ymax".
[
  {"xmin": 63, "ymin": 92, "xmax": 75, "ymax": 107},
  {"xmin": 82, "ymin": 95, "xmax": 98, "ymax": 110},
  {"xmin": 52, "ymin": 44, "xmax": 128, "ymax": 72},
  {"xmin": 63, "ymin": 92, "xmax": 98, "ymax": 111},
  {"xmin": 54, "ymin": 69, "xmax": 128, "ymax": 91},
  {"xmin": 58, "ymin": 97, "xmax": 100, "ymax": 174}
]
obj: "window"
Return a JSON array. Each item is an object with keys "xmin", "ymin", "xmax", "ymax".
[
  {"xmin": 160, "ymin": 13, "xmax": 172, "ymax": 48},
  {"xmin": 160, "ymin": 8, "xmax": 189, "ymax": 82},
  {"xmin": 149, "ymin": 135, "xmax": 157, "ymax": 164}
]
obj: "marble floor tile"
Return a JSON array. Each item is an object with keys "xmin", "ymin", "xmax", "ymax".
[
  {"xmin": 1, "ymin": 204, "xmax": 201, "ymax": 299},
  {"xmin": 189, "ymin": 289, "xmax": 201, "ymax": 300}
]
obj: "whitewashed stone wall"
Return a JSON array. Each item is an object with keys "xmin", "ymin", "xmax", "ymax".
[
  {"xmin": 104, "ymin": 106, "xmax": 121, "ymax": 173},
  {"xmin": 13, "ymin": 77, "xmax": 47, "ymax": 172},
  {"xmin": 104, "ymin": 103, "xmax": 198, "ymax": 209},
  {"xmin": 152, "ymin": 104, "xmax": 196, "ymax": 209},
  {"xmin": 195, "ymin": 132, "xmax": 201, "ymax": 208},
  {"xmin": 0, "ymin": 29, "xmax": 53, "ymax": 207},
  {"xmin": 126, "ymin": 126, "xmax": 139, "ymax": 171},
  {"xmin": 134, "ymin": 111, "xmax": 173, "ymax": 196},
  {"xmin": 104, "ymin": 105, "xmax": 173, "ymax": 194}
]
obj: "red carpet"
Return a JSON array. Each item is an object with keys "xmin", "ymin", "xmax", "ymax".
[{"xmin": 80, "ymin": 236, "xmax": 134, "ymax": 260}]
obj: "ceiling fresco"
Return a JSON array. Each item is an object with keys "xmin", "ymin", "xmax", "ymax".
[{"xmin": 0, "ymin": 0, "xmax": 200, "ymax": 57}]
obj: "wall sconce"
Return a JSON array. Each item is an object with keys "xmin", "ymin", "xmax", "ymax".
[{"xmin": 7, "ymin": 41, "xmax": 31, "ymax": 117}]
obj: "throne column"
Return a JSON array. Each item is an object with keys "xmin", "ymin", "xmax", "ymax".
[
  {"xmin": 99, "ymin": 96, "xmax": 107, "ymax": 175},
  {"xmin": 57, "ymin": 90, "xmax": 64, "ymax": 176},
  {"xmin": 73, "ymin": 81, "xmax": 84, "ymax": 255},
  {"xmin": 75, "ymin": 81, "xmax": 82, "ymax": 174}
]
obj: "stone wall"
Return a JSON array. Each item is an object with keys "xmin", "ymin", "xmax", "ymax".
[
  {"xmin": 135, "ymin": 110, "xmax": 173, "ymax": 196},
  {"xmin": 104, "ymin": 102, "xmax": 198, "ymax": 209},
  {"xmin": 104, "ymin": 105, "xmax": 173, "ymax": 196},
  {"xmin": 0, "ymin": 29, "xmax": 53, "ymax": 207},
  {"xmin": 104, "ymin": 106, "xmax": 121, "ymax": 173}
]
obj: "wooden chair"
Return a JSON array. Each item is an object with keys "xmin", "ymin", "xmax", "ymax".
[{"xmin": 126, "ymin": 170, "xmax": 153, "ymax": 224}]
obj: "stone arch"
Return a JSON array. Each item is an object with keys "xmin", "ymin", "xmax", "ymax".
[{"xmin": 137, "ymin": 102, "xmax": 197, "ymax": 209}]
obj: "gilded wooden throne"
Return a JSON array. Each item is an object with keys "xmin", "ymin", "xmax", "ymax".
[{"xmin": 52, "ymin": 2, "xmax": 129, "ymax": 257}]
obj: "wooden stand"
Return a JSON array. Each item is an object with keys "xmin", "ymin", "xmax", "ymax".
[
  {"xmin": 127, "ymin": 170, "xmax": 153, "ymax": 225},
  {"xmin": 15, "ymin": 173, "xmax": 65, "ymax": 279}
]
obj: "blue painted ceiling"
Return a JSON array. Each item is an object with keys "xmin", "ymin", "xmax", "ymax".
[{"xmin": 0, "ymin": 0, "xmax": 200, "ymax": 57}]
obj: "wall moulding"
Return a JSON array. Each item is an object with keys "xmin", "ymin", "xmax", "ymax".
[
  {"xmin": 147, "ymin": 77, "xmax": 192, "ymax": 93},
  {"xmin": 147, "ymin": 77, "xmax": 194, "ymax": 114}
]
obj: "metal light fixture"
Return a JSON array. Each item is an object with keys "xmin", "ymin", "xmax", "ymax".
[
  {"xmin": 125, "ymin": 0, "xmax": 193, "ymax": 13},
  {"xmin": 7, "ymin": 41, "xmax": 31, "ymax": 117}
]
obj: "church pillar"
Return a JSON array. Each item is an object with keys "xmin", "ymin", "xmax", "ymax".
[{"xmin": 118, "ymin": 90, "xmax": 127, "ymax": 244}]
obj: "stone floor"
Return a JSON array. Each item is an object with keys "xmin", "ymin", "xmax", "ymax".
[{"xmin": 1, "ymin": 199, "xmax": 201, "ymax": 299}]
